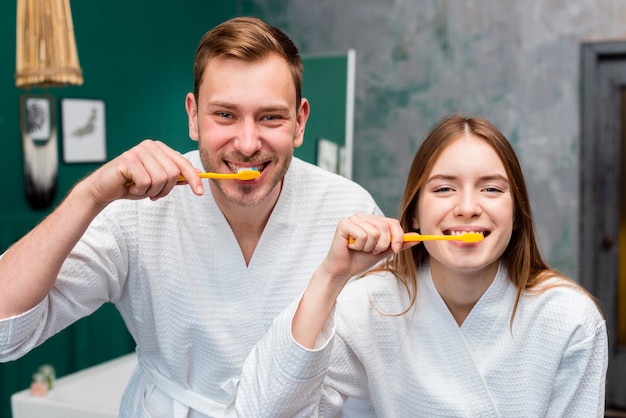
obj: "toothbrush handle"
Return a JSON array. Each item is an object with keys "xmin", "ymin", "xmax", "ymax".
[
  {"xmin": 348, "ymin": 234, "xmax": 423, "ymax": 244},
  {"xmin": 126, "ymin": 171, "xmax": 252, "ymax": 186},
  {"xmin": 179, "ymin": 173, "xmax": 235, "ymax": 181},
  {"xmin": 348, "ymin": 233, "xmax": 482, "ymax": 244}
]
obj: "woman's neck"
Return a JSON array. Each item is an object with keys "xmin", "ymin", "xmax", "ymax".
[{"xmin": 429, "ymin": 259, "xmax": 499, "ymax": 326}]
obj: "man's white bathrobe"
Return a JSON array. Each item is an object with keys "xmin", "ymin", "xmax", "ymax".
[
  {"xmin": 237, "ymin": 263, "xmax": 608, "ymax": 417},
  {"xmin": 0, "ymin": 154, "xmax": 381, "ymax": 418}
]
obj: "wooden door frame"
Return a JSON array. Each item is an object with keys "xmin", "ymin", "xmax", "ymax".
[{"xmin": 580, "ymin": 40, "xmax": 626, "ymax": 409}]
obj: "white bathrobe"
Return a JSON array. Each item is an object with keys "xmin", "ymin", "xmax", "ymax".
[
  {"xmin": 236, "ymin": 263, "xmax": 608, "ymax": 417},
  {"xmin": 0, "ymin": 153, "xmax": 381, "ymax": 418}
]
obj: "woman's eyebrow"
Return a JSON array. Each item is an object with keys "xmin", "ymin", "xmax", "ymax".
[
  {"xmin": 426, "ymin": 174, "xmax": 454, "ymax": 181},
  {"xmin": 425, "ymin": 173, "xmax": 509, "ymax": 183},
  {"xmin": 478, "ymin": 174, "xmax": 510, "ymax": 183}
]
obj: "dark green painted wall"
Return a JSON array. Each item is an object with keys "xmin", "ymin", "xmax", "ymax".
[
  {"xmin": 0, "ymin": 2, "xmax": 244, "ymax": 416},
  {"xmin": 0, "ymin": 3, "xmax": 348, "ymax": 414}
]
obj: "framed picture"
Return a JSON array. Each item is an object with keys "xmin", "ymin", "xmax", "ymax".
[
  {"xmin": 19, "ymin": 94, "xmax": 58, "ymax": 209},
  {"xmin": 61, "ymin": 98, "xmax": 107, "ymax": 163},
  {"xmin": 316, "ymin": 138, "xmax": 339, "ymax": 173},
  {"xmin": 20, "ymin": 94, "xmax": 54, "ymax": 142}
]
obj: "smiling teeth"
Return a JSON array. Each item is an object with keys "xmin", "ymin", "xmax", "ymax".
[
  {"xmin": 228, "ymin": 163, "xmax": 262, "ymax": 173},
  {"xmin": 449, "ymin": 231, "xmax": 484, "ymax": 236}
]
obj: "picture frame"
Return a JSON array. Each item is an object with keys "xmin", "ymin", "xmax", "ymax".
[
  {"xmin": 19, "ymin": 93, "xmax": 59, "ymax": 209},
  {"xmin": 61, "ymin": 98, "xmax": 107, "ymax": 163},
  {"xmin": 20, "ymin": 94, "xmax": 55, "ymax": 143}
]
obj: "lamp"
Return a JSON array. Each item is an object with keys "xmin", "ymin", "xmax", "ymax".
[
  {"xmin": 15, "ymin": 0, "xmax": 82, "ymax": 209},
  {"xmin": 15, "ymin": 0, "xmax": 83, "ymax": 88}
]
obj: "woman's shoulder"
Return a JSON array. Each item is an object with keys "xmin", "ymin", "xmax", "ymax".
[{"xmin": 521, "ymin": 275, "xmax": 605, "ymax": 337}]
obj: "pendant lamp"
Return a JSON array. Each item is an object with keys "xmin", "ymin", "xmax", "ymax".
[
  {"xmin": 15, "ymin": 0, "xmax": 83, "ymax": 88},
  {"xmin": 15, "ymin": 0, "xmax": 83, "ymax": 210}
]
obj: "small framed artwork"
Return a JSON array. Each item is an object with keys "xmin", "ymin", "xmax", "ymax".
[
  {"xmin": 19, "ymin": 94, "xmax": 58, "ymax": 209},
  {"xmin": 61, "ymin": 98, "xmax": 107, "ymax": 163},
  {"xmin": 20, "ymin": 94, "xmax": 55, "ymax": 143},
  {"xmin": 316, "ymin": 138, "xmax": 339, "ymax": 174}
]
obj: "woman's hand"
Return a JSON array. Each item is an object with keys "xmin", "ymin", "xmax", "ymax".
[
  {"xmin": 318, "ymin": 213, "xmax": 413, "ymax": 289},
  {"xmin": 293, "ymin": 214, "xmax": 417, "ymax": 348}
]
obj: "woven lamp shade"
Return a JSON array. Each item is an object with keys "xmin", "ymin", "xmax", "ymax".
[{"xmin": 15, "ymin": 0, "xmax": 83, "ymax": 88}]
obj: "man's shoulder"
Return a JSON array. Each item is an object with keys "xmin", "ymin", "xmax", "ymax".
[
  {"xmin": 287, "ymin": 158, "xmax": 381, "ymax": 214},
  {"xmin": 289, "ymin": 158, "xmax": 370, "ymax": 193},
  {"xmin": 182, "ymin": 149, "xmax": 201, "ymax": 166}
]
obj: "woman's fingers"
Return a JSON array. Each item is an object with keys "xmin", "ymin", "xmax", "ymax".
[{"xmin": 344, "ymin": 214, "xmax": 405, "ymax": 255}]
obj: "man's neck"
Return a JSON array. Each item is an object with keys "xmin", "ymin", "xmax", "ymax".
[{"xmin": 210, "ymin": 181, "xmax": 282, "ymax": 265}]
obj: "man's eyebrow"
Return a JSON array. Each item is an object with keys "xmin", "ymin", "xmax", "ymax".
[{"xmin": 206, "ymin": 101, "xmax": 290, "ymax": 113}]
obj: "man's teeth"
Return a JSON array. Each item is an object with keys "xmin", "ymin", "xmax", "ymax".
[{"xmin": 227, "ymin": 163, "xmax": 262, "ymax": 173}]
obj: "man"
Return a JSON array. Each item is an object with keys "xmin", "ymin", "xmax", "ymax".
[{"xmin": 0, "ymin": 17, "xmax": 380, "ymax": 417}]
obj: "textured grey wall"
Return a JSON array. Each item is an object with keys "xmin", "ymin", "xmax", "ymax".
[{"xmin": 247, "ymin": 0, "xmax": 626, "ymax": 280}]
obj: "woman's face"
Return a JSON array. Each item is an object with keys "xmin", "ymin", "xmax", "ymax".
[{"xmin": 413, "ymin": 134, "xmax": 514, "ymax": 276}]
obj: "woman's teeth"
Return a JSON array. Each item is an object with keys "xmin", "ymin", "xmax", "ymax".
[{"xmin": 448, "ymin": 231, "xmax": 485, "ymax": 237}]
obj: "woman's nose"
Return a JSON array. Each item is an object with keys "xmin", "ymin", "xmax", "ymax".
[{"xmin": 453, "ymin": 191, "xmax": 482, "ymax": 218}]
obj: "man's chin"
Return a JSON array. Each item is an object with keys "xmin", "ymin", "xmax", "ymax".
[{"xmin": 220, "ymin": 186, "xmax": 269, "ymax": 208}]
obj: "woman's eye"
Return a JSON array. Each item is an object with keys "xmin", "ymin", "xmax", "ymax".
[
  {"xmin": 484, "ymin": 186, "xmax": 503, "ymax": 193},
  {"xmin": 434, "ymin": 187, "xmax": 453, "ymax": 193}
]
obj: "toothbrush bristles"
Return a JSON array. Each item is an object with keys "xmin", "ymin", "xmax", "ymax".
[
  {"xmin": 237, "ymin": 168, "xmax": 261, "ymax": 180},
  {"xmin": 460, "ymin": 232, "xmax": 484, "ymax": 242}
]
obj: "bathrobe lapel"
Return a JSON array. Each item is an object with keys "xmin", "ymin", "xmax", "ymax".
[{"xmin": 418, "ymin": 264, "xmax": 512, "ymax": 418}]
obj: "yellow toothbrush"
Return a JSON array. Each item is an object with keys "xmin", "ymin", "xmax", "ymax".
[
  {"xmin": 181, "ymin": 170, "xmax": 260, "ymax": 181},
  {"xmin": 125, "ymin": 169, "xmax": 260, "ymax": 186},
  {"xmin": 403, "ymin": 232, "xmax": 484, "ymax": 243},
  {"xmin": 349, "ymin": 232, "xmax": 484, "ymax": 244}
]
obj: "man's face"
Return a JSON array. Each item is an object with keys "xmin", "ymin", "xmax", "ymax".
[{"xmin": 185, "ymin": 53, "xmax": 309, "ymax": 208}]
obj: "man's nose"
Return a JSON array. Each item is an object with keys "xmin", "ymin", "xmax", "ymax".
[{"xmin": 234, "ymin": 119, "xmax": 262, "ymax": 156}]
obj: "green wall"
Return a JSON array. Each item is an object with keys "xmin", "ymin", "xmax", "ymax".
[{"xmin": 0, "ymin": 2, "xmax": 244, "ymax": 416}]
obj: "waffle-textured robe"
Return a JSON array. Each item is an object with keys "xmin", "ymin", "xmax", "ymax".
[
  {"xmin": 0, "ymin": 153, "xmax": 381, "ymax": 418},
  {"xmin": 236, "ymin": 263, "xmax": 608, "ymax": 417}
]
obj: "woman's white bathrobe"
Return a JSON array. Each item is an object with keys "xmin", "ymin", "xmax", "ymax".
[
  {"xmin": 237, "ymin": 263, "xmax": 608, "ymax": 417},
  {"xmin": 0, "ymin": 154, "xmax": 381, "ymax": 418}
]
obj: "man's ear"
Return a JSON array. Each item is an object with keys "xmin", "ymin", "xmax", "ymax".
[
  {"xmin": 293, "ymin": 98, "xmax": 310, "ymax": 148},
  {"xmin": 185, "ymin": 92, "xmax": 199, "ymax": 141}
]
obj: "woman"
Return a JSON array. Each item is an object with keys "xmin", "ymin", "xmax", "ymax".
[{"xmin": 235, "ymin": 115, "xmax": 608, "ymax": 418}]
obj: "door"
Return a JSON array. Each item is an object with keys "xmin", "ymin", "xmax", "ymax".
[{"xmin": 581, "ymin": 41, "xmax": 626, "ymax": 409}]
